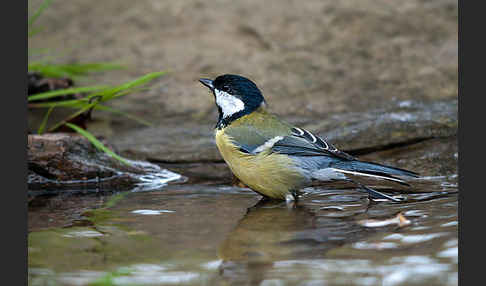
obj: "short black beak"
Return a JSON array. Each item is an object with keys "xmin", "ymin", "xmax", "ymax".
[{"xmin": 199, "ymin": 78, "xmax": 214, "ymax": 90}]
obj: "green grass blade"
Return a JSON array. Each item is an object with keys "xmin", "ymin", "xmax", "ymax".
[
  {"xmin": 28, "ymin": 0, "xmax": 52, "ymax": 28},
  {"xmin": 28, "ymin": 63, "xmax": 76, "ymax": 78},
  {"xmin": 29, "ymin": 98, "xmax": 91, "ymax": 108},
  {"xmin": 46, "ymin": 98, "xmax": 100, "ymax": 132},
  {"xmin": 54, "ymin": 63, "xmax": 126, "ymax": 75},
  {"xmin": 37, "ymin": 106, "xmax": 55, "ymax": 135},
  {"xmin": 28, "ymin": 86, "xmax": 150, "ymax": 108},
  {"xmin": 28, "ymin": 85, "xmax": 109, "ymax": 101},
  {"xmin": 98, "ymin": 86, "xmax": 153, "ymax": 103},
  {"xmin": 100, "ymin": 71, "xmax": 166, "ymax": 101},
  {"xmin": 94, "ymin": 105, "xmax": 152, "ymax": 126},
  {"xmin": 65, "ymin": 123, "xmax": 130, "ymax": 166},
  {"xmin": 28, "ymin": 27, "xmax": 45, "ymax": 37},
  {"xmin": 30, "ymin": 72, "xmax": 164, "ymax": 132},
  {"xmin": 28, "ymin": 62, "xmax": 125, "ymax": 79}
]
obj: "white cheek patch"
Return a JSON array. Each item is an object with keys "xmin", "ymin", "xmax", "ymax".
[{"xmin": 215, "ymin": 89, "xmax": 245, "ymax": 118}]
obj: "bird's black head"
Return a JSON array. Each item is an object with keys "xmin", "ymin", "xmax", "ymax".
[{"xmin": 199, "ymin": 74, "xmax": 265, "ymax": 128}]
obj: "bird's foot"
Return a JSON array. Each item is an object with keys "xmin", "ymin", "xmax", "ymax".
[{"xmin": 285, "ymin": 193, "xmax": 298, "ymax": 208}]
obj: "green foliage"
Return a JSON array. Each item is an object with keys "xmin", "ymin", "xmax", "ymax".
[
  {"xmin": 29, "ymin": 71, "xmax": 165, "ymax": 129},
  {"xmin": 28, "ymin": 0, "xmax": 165, "ymax": 167},
  {"xmin": 28, "ymin": 62, "xmax": 126, "ymax": 79},
  {"xmin": 28, "ymin": 85, "xmax": 109, "ymax": 102},
  {"xmin": 94, "ymin": 104, "xmax": 152, "ymax": 126},
  {"xmin": 37, "ymin": 106, "xmax": 54, "ymax": 134},
  {"xmin": 29, "ymin": 71, "xmax": 165, "ymax": 165},
  {"xmin": 28, "ymin": 0, "xmax": 52, "ymax": 37},
  {"xmin": 65, "ymin": 123, "xmax": 130, "ymax": 165}
]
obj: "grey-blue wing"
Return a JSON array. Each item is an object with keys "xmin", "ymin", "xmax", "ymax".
[
  {"xmin": 223, "ymin": 124, "xmax": 286, "ymax": 154},
  {"xmin": 270, "ymin": 127, "xmax": 417, "ymax": 182},
  {"xmin": 269, "ymin": 128, "xmax": 417, "ymax": 202},
  {"xmin": 226, "ymin": 124, "xmax": 354, "ymax": 160},
  {"xmin": 271, "ymin": 127, "xmax": 356, "ymax": 160}
]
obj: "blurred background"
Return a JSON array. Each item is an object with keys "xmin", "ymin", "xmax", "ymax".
[{"xmin": 28, "ymin": 0, "xmax": 457, "ymax": 140}]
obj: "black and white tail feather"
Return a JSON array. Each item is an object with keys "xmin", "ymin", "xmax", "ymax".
[{"xmin": 272, "ymin": 127, "xmax": 419, "ymax": 202}]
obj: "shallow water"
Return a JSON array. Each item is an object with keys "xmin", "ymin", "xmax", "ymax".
[{"xmin": 28, "ymin": 175, "xmax": 457, "ymax": 286}]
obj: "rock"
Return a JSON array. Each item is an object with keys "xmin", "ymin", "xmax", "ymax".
[
  {"xmin": 154, "ymin": 162, "xmax": 234, "ymax": 185},
  {"xmin": 306, "ymin": 99, "xmax": 458, "ymax": 153},
  {"xmin": 114, "ymin": 99, "xmax": 457, "ymax": 164},
  {"xmin": 115, "ymin": 122, "xmax": 221, "ymax": 163},
  {"xmin": 28, "ymin": 133, "xmax": 182, "ymax": 190},
  {"xmin": 29, "ymin": 133, "xmax": 137, "ymax": 182},
  {"xmin": 28, "ymin": 72, "xmax": 74, "ymax": 98},
  {"xmin": 358, "ymin": 135, "xmax": 458, "ymax": 178}
]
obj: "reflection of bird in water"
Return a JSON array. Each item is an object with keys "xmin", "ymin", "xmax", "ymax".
[
  {"xmin": 219, "ymin": 199, "xmax": 314, "ymax": 262},
  {"xmin": 217, "ymin": 198, "xmax": 371, "ymax": 285}
]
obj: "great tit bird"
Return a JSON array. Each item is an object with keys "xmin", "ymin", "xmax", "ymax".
[{"xmin": 199, "ymin": 74, "xmax": 419, "ymax": 202}]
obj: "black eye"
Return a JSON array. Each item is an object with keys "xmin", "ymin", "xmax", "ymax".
[{"xmin": 222, "ymin": 85, "xmax": 231, "ymax": 93}]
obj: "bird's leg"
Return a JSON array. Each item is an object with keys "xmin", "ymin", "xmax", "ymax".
[
  {"xmin": 292, "ymin": 190, "xmax": 302, "ymax": 202},
  {"xmin": 363, "ymin": 196, "xmax": 378, "ymax": 213},
  {"xmin": 349, "ymin": 179, "xmax": 403, "ymax": 203},
  {"xmin": 285, "ymin": 191, "xmax": 299, "ymax": 208}
]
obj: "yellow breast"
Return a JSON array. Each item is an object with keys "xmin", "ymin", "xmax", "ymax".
[{"xmin": 215, "ymin": 129, "xmax": 305, "ymax": 199}]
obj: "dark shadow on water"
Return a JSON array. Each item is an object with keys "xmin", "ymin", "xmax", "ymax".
[{"xmin": 217, "ymin": 198, "xmax": 375, "ymax": 285}]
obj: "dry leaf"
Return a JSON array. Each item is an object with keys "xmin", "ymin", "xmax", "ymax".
[{"xmin": 358, "ymin": 212, "xmax": 411, "ymax": 228}]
